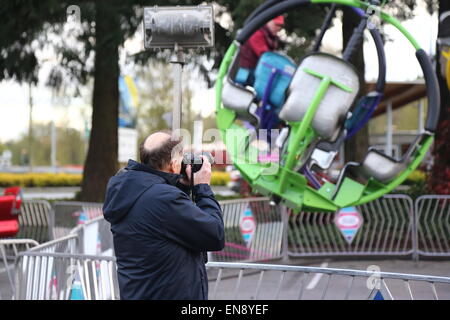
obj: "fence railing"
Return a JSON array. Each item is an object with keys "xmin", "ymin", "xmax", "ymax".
[
  {"xmin": 210, "ymin": 198, "xmax": 283, "ymax": 262},
  {"xmin": 0, "ymin": 239, "xmax": 39, "ymax": 299},
  {"xmin": 69, "ymin": 216, "xmax": 113, "ymax": 256},
  {"xmin": 287, "ymin": 194, "xmax": 414, "ymax": 257},
  {"xmin": 415, "ymin": 195, "xmax": 450, "ymax": 259},
  {"xmin": 14, "ymin": 251, "xmax": 118, "ymax": 300},
  {"xmin": 206, "ymin": 262, "xmax": 450, "ymax": 300},
  {"xmin": 52, "ymin": 201, "xmax": 103, "ymax": 239},
  {"xmin": 9, "ymin": 195, "xmax": 450, "ymax": 300},
  {"xmin": 13, "ymin": 200, "xmax": 54, "ymax": 243},
  {"xmin": 27, "ymin": 234, "xmax": 78, "ymax": 254},
  {"xmin": 12, "ymin": 252, "xmax": 450, "ymax": 300},
  {"xmin": 7, "ymin": 195, "xmax": 450, "ymax": 261}
]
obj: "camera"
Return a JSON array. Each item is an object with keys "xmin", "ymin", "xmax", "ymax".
[{"xmin": 180, "ymin": 152, "xmax": 215, "ymax": 177}]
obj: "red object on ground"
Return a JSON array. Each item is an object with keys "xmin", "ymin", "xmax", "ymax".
[{"xmin": 0, "ymin": 187, "xmax": 22, "ymax": 237}]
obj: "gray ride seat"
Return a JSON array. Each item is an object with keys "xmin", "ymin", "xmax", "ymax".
[
  {"xmin": 279, "ymin": 52, "xmax": 360, "ymax": 142},
  {"xmin": 332, "ymin": 132, "xmax": 432, "ymax": 199},
  {"xmin": 221, "ymin": 51, "xmax": 260, "ymax": 126}
]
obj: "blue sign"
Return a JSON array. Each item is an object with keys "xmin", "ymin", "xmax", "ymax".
[{"xmin": 373, "ymin": 290, "xmax": 384, "ymax": 300}]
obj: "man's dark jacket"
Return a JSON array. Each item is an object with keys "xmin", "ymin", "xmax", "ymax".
[{"xmin": 103, "ymin": 159, "xmax": 225, "ymax": 300}]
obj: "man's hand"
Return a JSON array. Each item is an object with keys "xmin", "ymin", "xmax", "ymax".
[
  {"xmin": 178, "ymin": 173, "xmax": 190, "ymax": 186},
  {"xmin": 184, "ymin": 155, "xmax": 211, "ymax": 186}
]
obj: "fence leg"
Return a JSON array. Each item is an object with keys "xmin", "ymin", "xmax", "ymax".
[
  {"xmin": 412, "ymin": 198, "xmax": 419, "ymax": 263},
  {"xmin": 280, "ymin": 204, "xmax": 289, "ymax": 263},
  {"xmin": 0, "ymin": 244, "xmax": 15, "ymax": 295}
]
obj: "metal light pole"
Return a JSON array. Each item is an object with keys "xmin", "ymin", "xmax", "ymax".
[
  {"xmin": 171, "ymin": 43, "xmax": 186, "ymax": 138},
  {"xmin": 143, "ymin": 5, "xmax": 214, "ymax": 140}
]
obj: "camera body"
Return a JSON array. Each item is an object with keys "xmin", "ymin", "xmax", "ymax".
[{"xmin": 180, "ymin": 152, "xmax": 215, "ymax": 177}]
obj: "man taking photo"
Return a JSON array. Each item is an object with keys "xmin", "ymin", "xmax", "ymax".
[{"xmin": 103, "ymin": 131, "xmax": 225, "ymax": 300}]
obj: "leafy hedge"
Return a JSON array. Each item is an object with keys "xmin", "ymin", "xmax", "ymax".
[
  {"xmin": 0, "ymin": 169, "xmax": 425, "ymax": 189},
  {"xmin": 210, "ymin": 171, "xmax": 231, "ymax": 186},
  {"xmin": 0, "ymin": 173, "xmax": 82, "ymax": 187},
  {"xmin": 0, "ymin": 171, "xmax": 231, "ymax": 187}
]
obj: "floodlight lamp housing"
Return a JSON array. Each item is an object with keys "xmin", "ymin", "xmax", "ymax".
[{"xmin": 143, "ymin": 5, "xmax": 215, "ymax": 49}]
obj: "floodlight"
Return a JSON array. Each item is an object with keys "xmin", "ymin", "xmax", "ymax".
[
  {"xmin": 142, "ymin": 5, "xmax": 215, "ymax": 135},
  {"xmin": 143, "ymin": 5, "xmax": 214, "ymax": 49}
]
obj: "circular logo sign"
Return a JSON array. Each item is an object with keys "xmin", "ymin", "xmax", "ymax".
[
  {"xmin": 241, "ymin": 217, "xmax": 255, "ymax": 233},
  {"xmin": 336, "ymin": 214, "xmax": 361, "ymax": 228}
]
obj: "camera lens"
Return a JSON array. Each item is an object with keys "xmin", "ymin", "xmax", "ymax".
[{"xmin": 181, "ymin": 152, "xmax": 215, "ymax": 176}]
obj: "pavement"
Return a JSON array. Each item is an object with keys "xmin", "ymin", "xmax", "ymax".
[{"xmin": 207, "ymin": 258, "xmax": 450, "ymax": 300}]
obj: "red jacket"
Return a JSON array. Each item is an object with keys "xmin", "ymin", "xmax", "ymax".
[{"xmin": 239, "ymin": 25, "xmax": 279, "ymax": 69}]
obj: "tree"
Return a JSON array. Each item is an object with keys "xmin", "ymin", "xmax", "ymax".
[
  {"xmin": 136, "ymin": 62, "xmax": 196, "ymax": 141},
  {"xmin": 428, "ymin": 0, "xmax": 450, "ymax": 194},
  {"xmin": 4, "ymin": 123, "xmax": 85, "ymax": 166},
  {"xmin": 79, "ymin": 1, "xmax": 121, "ymax": 201},
  {"xmin": 0, "ymin": 0, "xmax": 212, "ymax": 202}
]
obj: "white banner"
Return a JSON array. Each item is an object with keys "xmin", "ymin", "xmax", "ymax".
[{"xmin": 118, "ymin": 127, "xmax": 138, "ymax": 163}]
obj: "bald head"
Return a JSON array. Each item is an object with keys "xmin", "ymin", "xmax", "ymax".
[
  {"xmin": 143, "ymin": 132, "xmax": 171, "ymax": 152},
  {"xmin": 139, "ymin": 131, "xmax": 183, "ymax": 172}
]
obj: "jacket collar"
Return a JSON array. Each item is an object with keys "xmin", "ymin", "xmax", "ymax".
[{"xmin": 126, "ymin": 159, "xmax": 181, "ymax": 186}]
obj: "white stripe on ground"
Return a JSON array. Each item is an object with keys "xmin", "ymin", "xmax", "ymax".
[{"xmin": 306, "ymin": 262, "xmax": 329, "ymax": 290}]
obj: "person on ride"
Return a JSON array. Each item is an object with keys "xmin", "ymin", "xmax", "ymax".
[{"xmin": 237, "ymin": 15, "xmax": 285, "ymax": 86}]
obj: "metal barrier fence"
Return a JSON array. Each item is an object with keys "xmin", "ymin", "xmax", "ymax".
[
  {"xmin": 12, "ymin": 252, "xmax": 450, "ymax": 300},
  {"xmin": 69, "ymin": 216, "xmax": 113, "ymax": 256},
  {"xmin": 9, "ymin": 195, "xmax": 450, "ymax": 260},
  {"xmin": 287, "ymin": 194, "xmax": 414, "ymax": 258},
  {"xmin": 27, "ymin": 234, "xmax": 79, "ymax": 255},
  {"xmin": 210, "ymin": 198, "xmax": 283, "ymax": 262},
  {"xmin": 4, "ymin": 233, "xmax": 80, "ymax": 299},
  {"xmin": 0, "ymin": 239, "xmax": 39, "ymax": 299},
  {"xmin": 52, "ymin": 201, "xmax": 103, "ymax": 239},
  {"xmin": 206, "ymin": 262, "xmax": 450, "ymax": 300},
  {"xmin": 13, "ymin": 200, "xmax": 54, "ymax": 243},
  {"xmin": 415, "ymin": 195, "xmax": 450, "ymax": 259},
  {"xmin": 14, "ymin": 252, "xmax": 118, "ymax": 300}
]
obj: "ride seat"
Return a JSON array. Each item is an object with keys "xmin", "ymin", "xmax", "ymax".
[
  {"xmin": 279, "ymin": 53, "xmax": 360, "ymax": 141},
  {"xmin": 222, "ymin": 51, "xmax": 260, "ymax": 126},
  {"xmin": 361, "ymin": 133, "xmax": 428, "ymax": 183},
  {"xmin": 332, "ymin": 133, "xmax": 431, "ymax": 199},
  {"xmin": 253, "ymin": 51, "xmax": 297, "ymax": 109}
]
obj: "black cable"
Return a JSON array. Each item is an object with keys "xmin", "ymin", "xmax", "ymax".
[{"xmin": 342, "ymin": 16, "xmax": 368, "ymax": 62}]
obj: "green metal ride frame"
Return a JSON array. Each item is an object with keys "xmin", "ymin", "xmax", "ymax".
[{"xmin": 215, "ymin": 0, "xmax": 434, "ymax": 212}]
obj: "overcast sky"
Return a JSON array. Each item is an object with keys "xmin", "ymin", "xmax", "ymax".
[{"xmin": 0, "ymin": 1, "xmax": 439, "ymax": 143}]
